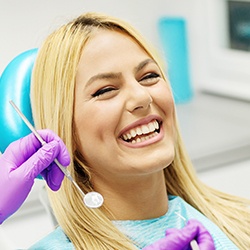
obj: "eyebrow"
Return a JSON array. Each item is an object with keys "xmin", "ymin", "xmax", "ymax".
[
  {"xmin": 85, "ymin": 72, "xmax": 122, "ymax": 88},
  {"xmin": 134, "ymin": 58, "xmax": 156, "ymax": 74},
  {"xmin": 85, "ymin": 58, "xmax": 156, "ymax": 87}
]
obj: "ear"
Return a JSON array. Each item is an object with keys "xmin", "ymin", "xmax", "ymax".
[{"xmin": 0, "ymin": 48, "xmax": 38, "ymax": 153}]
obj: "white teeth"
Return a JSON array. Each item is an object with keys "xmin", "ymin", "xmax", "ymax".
[
  {"xmin": 121, "ymin": 120, "xmax": 160, "ymax": 142},
  {"xmin": 141, "ymin": 125, "xmax": 148, "ymax": 134},
  {"xmin": 149, "ymin": 122, "xmax": 155, "ymax": 131},
  {"xmin": 130, "ymin": 129, "xmax": 136, "ymax": 138},
  {"xmin": 136, "ymin": 127, "xmax": 143, "ymax": 135},
  {"xmin": 123, "ymin": 134, "xmax": 128, "ymax": 140},
  {"xmin": 154, "ymin": 120, "xmax": 159, "ymax": 130}
]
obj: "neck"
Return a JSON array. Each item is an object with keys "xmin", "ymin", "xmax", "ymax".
[{"xmin": 94, "ymin": 171, "xmax": 168, "ymax": 220}]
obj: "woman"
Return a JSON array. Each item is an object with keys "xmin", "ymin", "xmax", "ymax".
[{"xmin": 9, "ymin": 12, "xmax": 250, "ymax": 249}]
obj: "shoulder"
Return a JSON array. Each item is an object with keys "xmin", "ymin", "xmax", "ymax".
[{"xmin": 28, "ymin": 227, "xmax": 74, "ymax": 250}]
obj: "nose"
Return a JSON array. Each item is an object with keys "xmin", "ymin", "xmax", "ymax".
[{"xmin": 125, "ymin": 80, "xmax": 153, "ymax": 113}]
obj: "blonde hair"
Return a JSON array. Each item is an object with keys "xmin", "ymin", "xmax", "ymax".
[{"xmin": 31, "ymin": 12, "xmax": 250, "ymax": 249}]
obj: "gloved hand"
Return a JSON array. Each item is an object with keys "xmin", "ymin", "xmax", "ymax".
[
  {"xmin": 143, "ymin": 219, "xmax": 215, "ymax": 250},
  {"xmin": 0, "ymin": 129, "xmax": 70, "ymax": 224}
]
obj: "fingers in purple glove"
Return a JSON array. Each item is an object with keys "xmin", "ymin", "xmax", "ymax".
[
  {"xmin": 34, "ymin": 130, "xmax": 71, "ymax": 190},
  {"xmin": 38, "ymin": 129, "xmax": 71, "ymax": 166},
  {"xmin": 0, "ymin": 129, "xmax": 70, "ymax": 224},
  {"xmin": 3, "ymin": 133, "xmax": 42, "ymax": 168},
  {"xmin": 15, "ymin": 141, "xmax": 61, "ymax": 182},
  {"xmin": 5, "ymin": 129, "xmax": 70, "ymax": 190},
  {"xmin": 186, "ymin": 220, "xmax": 215, "ymax": 250},
  {"xmin": 143, "ymin": 228, "xmax": 191, "ymax": 250},
  {"xmin": 39, "ymin": 143, "xmax": 69, "ymax": 190},
  {"xmin": 143, "ymin": 229, "xmax": 190, "ymax": 250},
  {"xmin": 165, "ymin": 219, "xmax": 215, "ymax": 250}
]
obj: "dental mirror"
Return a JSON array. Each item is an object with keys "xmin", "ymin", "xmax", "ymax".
[{"xmin": 9, "ymin": 100, "xmax": 104, "ymax": 209}]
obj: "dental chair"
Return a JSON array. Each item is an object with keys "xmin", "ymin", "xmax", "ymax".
[
  {"xmin": 0, "ymin": 49, "xmax": 58, "ymax": 227},
  {"xmin": 0, "ymin": 49, "xmax": 37, "ymax": 153}
]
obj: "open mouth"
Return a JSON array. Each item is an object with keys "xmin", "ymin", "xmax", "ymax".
[{"xmin": 120, "ymin": 119, "xmax": 161, "ymax": 144}]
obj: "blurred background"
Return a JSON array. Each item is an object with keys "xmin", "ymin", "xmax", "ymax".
[{"xmin": 0, "ymin": 0, "xmax": 250, "ymax": 248}]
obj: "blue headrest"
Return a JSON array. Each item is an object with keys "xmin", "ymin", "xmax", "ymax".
[{"xmin": 0, "ymin": 48, "xmax": 38, "ymax": 153}]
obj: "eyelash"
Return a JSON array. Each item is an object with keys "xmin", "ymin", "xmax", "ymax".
[
  {"xmin": 140, "ymin": 72, "xmax": 160, "ymax": 82},
  {"xmin": 92, "ymin": 73, "xmax": 160, "ymax": 97},
  {"xmin": 92, "ymin": 87, "xmax": 116, "ymax": 97}
]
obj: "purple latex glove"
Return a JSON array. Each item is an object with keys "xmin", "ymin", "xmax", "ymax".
[
  {"xmin": 0, "ymin": 129, "xmax": 70, "ymax": 224},
  {"xmin": 143, "ymin": 219, "xmax": 215, "ymax": 250}
]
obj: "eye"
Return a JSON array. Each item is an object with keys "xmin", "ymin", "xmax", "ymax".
[
  {"xmin": 140, "ymin": 73, "xmax": 160, "ymax": 84},
  {"xmin": 92, "ymin": 87, "xmax": 117, "ymax": 97}
]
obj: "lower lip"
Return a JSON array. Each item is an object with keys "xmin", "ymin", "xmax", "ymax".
[{"xmin": 119, "ymin": 126, "xmax": 164, "ymax": 148}]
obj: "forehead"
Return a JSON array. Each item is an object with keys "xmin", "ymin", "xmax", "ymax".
[
  {"xmin": 83, "ymin": 28, "xmax": 142, "ymax": 52},
  {"xmin": 77, "ymin": 29, "xmax": 149, "ymax": 76}
]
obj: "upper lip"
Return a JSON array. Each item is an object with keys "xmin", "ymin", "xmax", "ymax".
[{"xmin": 118, "ymin": 115, "xmax": 162, "ymax": 139}]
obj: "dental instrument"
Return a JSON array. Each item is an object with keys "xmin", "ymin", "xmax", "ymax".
[
  {"xmin": 174, "ymin": 212, "xmax": 200, "ymax": 250},
  {"xmin": 9, "ymin": 100, "xmax": 104, "ymax": 209}
]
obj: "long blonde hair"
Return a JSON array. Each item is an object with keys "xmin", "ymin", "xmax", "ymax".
[{"xmin": 31, "ymin": 12, "xmax": 250, "ymax": 249}]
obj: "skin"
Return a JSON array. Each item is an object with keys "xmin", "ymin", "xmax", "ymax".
[{"xmin": 74, "ymin": 29, "xmax": 176, "ymax": 220}]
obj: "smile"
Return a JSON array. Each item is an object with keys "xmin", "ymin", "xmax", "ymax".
[{"xmin": 120, "ymin": 120, "xmax": 161, "ymax": 144}]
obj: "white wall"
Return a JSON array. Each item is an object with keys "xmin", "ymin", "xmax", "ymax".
[
  {"xmin": 198, "ymin": 159, "xmax": 250, "ymax": 200},
  {"xmin": 0, "ymin": 0, "xmax": 207, "ymax": 89}
]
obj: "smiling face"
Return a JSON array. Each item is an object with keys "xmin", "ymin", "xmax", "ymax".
[{"xmin": 74, "ymin": 29, "xmax": 175, "ymax": 186}]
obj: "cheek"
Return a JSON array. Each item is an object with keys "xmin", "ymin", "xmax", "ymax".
[
  {"xmin": 74, "ymin": 103, "xmax": 119, "ymax": 147},
  {"xmin": 74, "ymin": 105, "xmax": 96, "ymax": 151},
  {"xmin": 153, "ymin": 82, "xmax": 175, "ymax": 114},
  {"xmin": 74, "ymin": 114, "xmax": 103, "ymax": 167},
  {"xmin": 74, "ymin": 111, "xmax": 100, "ymax": 146},
  {"xmin": 74, "ymin": 106, "xmax": 120, "ymax": 168},
  {"xmin": 152, "ymin": 82, "xmax": 176, "ymax": 140}
]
